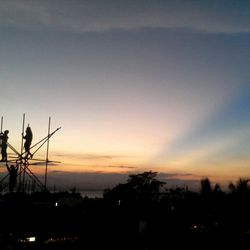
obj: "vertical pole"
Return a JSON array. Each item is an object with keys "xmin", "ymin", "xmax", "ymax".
[
  {"xmin": 0, "ymin": 116, "xmax": 3, "ymax": 134},
  {"xmin": 0, "ymin": 116, "xmax": 3, "ymax": 147},
  {"xmin": 45, "ymin": 117, "xmax": 51, "ymax": 190},
  {"xmin": 21, "ymin": 114, "xmax": 25, "ymax": 156},
  {"xmin": 19, "ymin": 114, "xmax": 25, "ymax": 191}
]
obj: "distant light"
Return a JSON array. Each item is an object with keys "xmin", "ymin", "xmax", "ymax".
[
  {"xmin": 118, "ymin": 200, "xmax": 121, "ymax": 206},
  {"xmin": 171, "ymin": 206, "xmax": 174, "ymax": 210},
  {"xmin": 55, "ymin": 202, "xmax": 58, "ymax": 207},
  {"xmin": 27, "ymin": 237, "xmax": 36, "ymax": 242}
]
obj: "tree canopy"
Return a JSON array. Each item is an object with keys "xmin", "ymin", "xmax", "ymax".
[{"xmin": 104, "ymin": 171, "xmax": 165, "ymax": 201}]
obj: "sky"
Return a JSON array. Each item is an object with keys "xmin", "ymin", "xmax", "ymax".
[{"xmin": 0, "ymin": 0, "xmax": 250, "ymax": 191}]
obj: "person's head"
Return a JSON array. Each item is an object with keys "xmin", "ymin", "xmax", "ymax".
[
  {"xmin": 26, "ymin": 126, "xmax": 32, "ymax": 133},
  {"xmin": 4, "ymin": 130, "xmax": 9, "ymax": 134}
]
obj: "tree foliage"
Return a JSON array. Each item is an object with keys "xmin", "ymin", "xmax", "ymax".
[{"xmin": 104, "ymin": 171, "xmax": 165, "ymax": 201}]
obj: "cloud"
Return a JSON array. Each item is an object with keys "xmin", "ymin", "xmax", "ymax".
[
  {"xmin": 106, "ymin": 165, "xmax": 136, "ymax": 169},
  {"xmin": 158, "ymin": 172, "xmax": 194, "ymax": 179},
  {"xmin": 0, "ymin": 0, "xmax": 249, "ymax": 33},
  {"xmin": 29, "ymin": 161, "xmax": 59, "ymax": 166},
  {"xmin": 66, "ymin": 153, "xmax": 113, "ymax": 160},
  {"xmin": 55, "ymin": 153, "xmax": 128, "ymax": 161}
]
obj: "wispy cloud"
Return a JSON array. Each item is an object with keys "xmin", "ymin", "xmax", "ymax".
[
  {"xmin": 0, "ymin": 0, "xmax": 249, "ymax": 33},
  {"xmin": 158, "ymin": 172, "xmax": 194, "ymax": 179},
  {"xmin": 106, "ymin": 165, "xmax": 136, "ymax": 169},
  {"xmin": 54, "ymin": 152, "xmax": 132, "ymax": 161},
  {"xmin": 29, "ymin": 161, "xmax": 59, "ymax": 166},
  {"xmin": 57, "ymin": 153, "xmax": 113, "ymax": 160}
]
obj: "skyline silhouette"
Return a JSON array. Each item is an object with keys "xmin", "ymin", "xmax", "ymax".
[{"xmin": 1, "ymin": 172, "xmax": 250, "ymax": 249}]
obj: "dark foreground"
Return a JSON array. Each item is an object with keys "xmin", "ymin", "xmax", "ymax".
[{"xmin": 0, "ymin": 191, "xmax": 250, "ymax": 250}]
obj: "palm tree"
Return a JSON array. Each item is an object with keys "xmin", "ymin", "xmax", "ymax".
[
  {"xmin": 229, "ymin": 178, "xmax": 250, "ymax": 195},
  {"xmin": 200, "ymin": 177, "xmax": 212, "ymax": 196},
  {"xmin": 200, "ymin": 177, "xmax": 222, "ymax": 196}
]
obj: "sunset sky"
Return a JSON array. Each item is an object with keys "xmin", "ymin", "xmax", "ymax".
[{"xmin": 0, "ymin": 0, "xmax": 250, "ymax": 191}]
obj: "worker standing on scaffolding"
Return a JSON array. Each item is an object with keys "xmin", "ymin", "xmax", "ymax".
[
  {"xmin": 6, "ymin": 163, "xmax": 18, "ymax": 192},
  {"xmin": 0, "ymin": 130, "xmax": 9, "ymax": 162},
  {"xmin": 23, "ymin": 126, "xmax": 33, "ymax": 159}
]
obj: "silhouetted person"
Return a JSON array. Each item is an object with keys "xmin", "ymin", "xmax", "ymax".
[
  {"xmin": 0, "ymin": 130, "xmax": 9, "ymax": 162},
  {"xmin": 6, "ymin": 164, "xmax": 18, "ymax": 192},
  {"xmin": 23, "ymin": 126, "xmax": 33, "ymax": 159}
]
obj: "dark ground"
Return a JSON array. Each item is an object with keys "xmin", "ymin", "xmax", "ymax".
[{"xmin": 0, "ymin": 191, "xmax": 250, "ymax": 250}]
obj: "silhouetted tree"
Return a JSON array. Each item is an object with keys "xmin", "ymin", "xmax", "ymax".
[
  {"xmin": 104, "ymin": 171, "xmax": 165, "ymax": 202},
  {"xmin": 200, "ymin": 177, "xmax": 222, "ymax": 196},
  {"xmin": 213, "ymin": 183, "xmax": 221, "ymax": 193},
  {"xmin": 200, "ymin": 177, "xmax": 212, "ymax": 196},
  {"xmin": 228, "ymin": 182, "xmax": 236, "ymax": 193},
  {"xmin": 229, "ymin": 178, "xmax": 250, "ymax": 195},
  {"xmin": 127, "ymin": 171, "xmax": 165, "ymax": 194},
  {"xmin": 228, "ymin": 178, "xmax": 250, "ymax": 205},
  {"xmin": 228, "ymin": 178, "xmax": 250, "ymax": 232}
]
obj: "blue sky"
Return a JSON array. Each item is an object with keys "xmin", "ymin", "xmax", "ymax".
[{"xmin": 0, "ymin": 0, "xmax": 250, "ymax": 191}]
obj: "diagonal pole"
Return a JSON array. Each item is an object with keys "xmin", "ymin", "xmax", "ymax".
[
  {"xmin": 6, "ymin": 142, "xmax": 20, "ymax": 156},
  {"xmin": 24, "ymin": 127, "xmax": 61, "ymax": 157},
  {"xmin": 18, "ymin": 164, "xmax": 44, "ymax": 189},
  {"xmin": 30, "ymin": 127, "xmax": 61, "ymax": 150}
]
